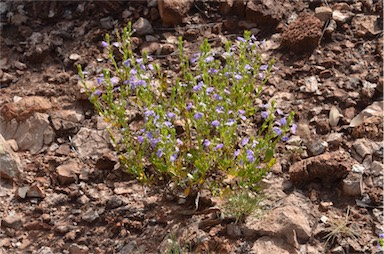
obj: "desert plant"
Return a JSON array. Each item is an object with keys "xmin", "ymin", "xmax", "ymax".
[{"xmin": 78, "ymin": 22, "xmax": 295, "ymax": 194}]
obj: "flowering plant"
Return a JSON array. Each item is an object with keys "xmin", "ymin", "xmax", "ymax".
[{"xmin": 78, "ymin": 22, "xmax": 295, "ymax": 194}]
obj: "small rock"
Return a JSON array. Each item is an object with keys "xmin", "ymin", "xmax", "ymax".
[
  {"xmin": 56, "ymin": 161, "xmax": 79, "ymax": 185},
  {"xmin": 332, "ymin": 10, "xmax": 354, "ymax": 23},
  {"xmin": 219, "ymin": 0, "xmax": 234, "ymax": 15},
  {"xmin": 158, "ymin": 0, "xmax": 193, "ymax": 25},
  {"xmin": 246, "ymin": 0, "xmax": 285, "ymax": 27},
  {"xmin": 250, "ymin": 236, "xmax": 293, "ymax": 254},
  {"xmin": 133, "ymin": 17, "xmax": 154, "ymax": 35},
  {"xmin": 325, "ymin": 19, "xmax": 337, "ymax": 34},
  {"xmin": 227, "ymin": 223, "xmax": 242, "ymax": 238},
  {"xmin": 342, "ymin": 173, "xmax": 363, "ymax": 196},
  {"xmin": 100, "ymin": 16, "xmax": 114, "ymax": 29},
  {"xmin": 69, "ymin": 53, "xmax": 81, "ymax": 61},
  {"xmin": 43, "ymin": 193, "xmax": 68, "ymax": 207},
  {"xmin": 6, "ymin": 139, "xmax": 18, "ymax": 151},
  {"xmin": 50, "ymin": 109, "xmax": 84, "ymax": 132},
  {"xmin": 326, "ymin": 132, "xmax": 343, "ymax": 150},
  {"xmin": 315, "ymin": 6, "xmax": 332, "ymax": 22},
  {"xmin": 145, "ymin": 35, "xmax": 158, "ymax": 42},
  {"xmin": 352, "ymin": 164, "xmax": 365, "ymax": 174},
  {"xmin": 106, "ymin": 195, "xmax": 124, "ymax": 209},
  {"xmin": 320, "ymin": 215, "xmax": 329, "ymax": 223},
  {"xmin": 319, "ymin": 201, "xmax": 333, "ymax": 212},
  {"xmin": 36, "ymin": 246, "xmax": 54, "ymax": 254},
  {"xmin": 371, "ymin": 161, "xmax": 384, "ymax": 176},
  {"xmin": 0, "ymin": 134, "xmax": 22, "ymax": 180},
  {"xmin": 352, "ymin": 14, "xmax": 381, "ymax": 37},
  {"xmin": 82, "ymin": 207, "xmax": 100, "ymax": 223},
  {"xmin": 352, "ymin": 138, "xmax": 372, "ymax": 162},
  {"xmin": 69, "ymin": 243, "xmax": 89, "ymax": 254},
  {"xmin": 301, "ymin": 76, "xmax": 320, "ymax": 93},
  {"xmin": 308, "ymin": 140, "xmax": 328, "ymax": 156},
  {"xmin": 2, "ymin": 214, "xmax": 23, "ymax": 229},
  {"xmin": 72, "ymin": 127, "xmax": 111, "ymax": 158},
  {"xmin": 77, "ymin": 195, "xmax": 90, "ymax": 205},
  {"xmin": 26, "ymin": 185, "xmax": 45, "ymax": 198},
  {"xmin": 14, "ymin": 61, "xmax": 27, "ymax": 70},
  {"xmin": 16, "ymin": 186, "xmax": 29, "ymax": 199},
  {"xmin": 122, "ymin": 9, "xmax": 132, "ymax": 19}
]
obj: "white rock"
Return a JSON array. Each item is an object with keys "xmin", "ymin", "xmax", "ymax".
[
  {"xmin": 69, "ymin": 53, "xmax": 81, "ymax": 61},
  {"xmin": 332, "ymin": 10, "xmax": 354, "ymax": 23}
]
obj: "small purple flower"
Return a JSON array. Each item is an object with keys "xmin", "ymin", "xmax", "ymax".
[
  {"xmin": 101, "ymin": 41, "xmax": 108, "ymax": 47},
  {"xmin": 190, "ymin": 53, "xmax": 200, "ymax": 64},
  {"xmin": 92, "ymin": 90, "xmax": 102, "ymax": 97},
  {"xmin": 252, "ymin": 140, "xmax": 259, "ymax": 148},
  {"xmin": 260, "ymin": 64, "xmax": 268, "ymax": 70},
  {"xmin": 238, "ymin": 109, "xmax": 245, "ymax": 115},
  {"xmin": 96, "ymin": 77, "xmax": 103, "ymax": 85},
  {"xmin": 241, "ymin": 137, "xmax": 249, "ymax": 146},
  {"xmin": 136, "ymin": 58, "xmax": 143, "ymax": 64},
  {"xmin": 146, "ymin": 131, "xmax": 153, "ymax": 139},
  {"xmin": 186, "ymin": 102, "xmax": 193, "ymax": 111},
  {"xmin": 214, "ymin": 143, "xmax": 224, "ymax": 151},
  {"xmin": 123, "ymin": 59, "xmax": 131, "ymax": 67},
  {"xmin": 176, "ymin": 138, "xmax": 183, "ymax": 145},
  {"xmin": 112, "ymin": 42, "xmax": 120, "ymax": 47},
  {"xmin": 245, "ymin": 64, "xmax": 252, "ymax": 70},
  {"xmin": 203, "ymin": 139, "xmax": 211, "ymax": 147},
  {"xmin": 273, "ymin": 127, "xmax": 282, "ymax": 136},
  {"xmin": 164, "ymin": 121, "xmax": 172, "ymax": 127},
  {"xmin": 208, "ymin": 68, "xmax": 219, "ymax": 75},
  {"xmin": 246, "ymin": 149, "xmax": 255, "ymax": 162},
  {"xmin": 291, "ymin": 124, "xmax": 297, "ymax": 134},
  {"xmin": 204, "ymin": 55, "xmax": 214, "ymax": 63},
  {"xmin": 237, "ymin": 37, "xmax": 246, "ymax": 43},
  {"xmin": 211, "ymin": 120, "xmax": 220, "ymax": 127},
  {"xmin": 226, "ymin": 119, "xmax": 236, "ymax": 126},
  {"xmin": 135, "ymin": 79, "xmax": 146, "ymax": 87},
  {"xmin": 225, "ymin": 72, "xmax": 231, "ymax": 77},
  {"xmin": 110, "ymin": 76, "xmax": 119, "ymax": 85},
  {"xmin": 206, "ymin": 87, "xmax": 214, "ymax": 94},
  {"xmin": 170, "ymin": 153, "xmax": 177, "ymax": 162},
  {"xmin": 259, "ymin": 72, "xmax": 265, "ymax": 79},
  {"xmin": 193, "ymin": 81, "xmax": 203, "ymax": 92},
  {"xmin": 157, "ymin": 149, "xmax": 163, "ymax": 158},
  {"xmin": 276, "ymin": 109, "xmax": 283, "ymax": 115},
  {"xmin": 279, "ymin": 117, "xmax": 287, "ymax": 126},
  {"xmin": 261, "ymin": 111, "xmax": 269, "ymax": 119},
  {"xmin": 234, "ymin": 149, "xmax": 241, "ymax": 158},
  {"xmin": 145, "ymin": 110, "xmax": 154, "ymax": 117},
  {"xmin": 167, "ymin": 112, "xmax": 176, "ymax": 119},
  {"xmin": 130, "ymin": 69, "xmax": 137, "ymax": 75},
  {"xmin": 282, "ymin": 136, "xmax": 289, "ymax": 142},
  {"xmin": 194, "ymin": 112, "xmax": 203, "ymax": 120},
  {"xmin": 137, "ymin": 135, "xmax": 145, "ymax": 144},
  {"xmin": 234, "ymin": 73, "xmax": 242, "ymax": 80},
  {"xmin": 148, "ymin": 63, "xmax": 154, "ymax": 71},
  {"xmin": 216, "ymin": 106, "xmax": 224, "ymax": 114},
  {"xmin": 151, "ymin": 137, "xmax": 161, "ymax": 148},
  {"xmin": 239, "ymin": 115, "xmax": 246, "ymax": 121},
  {"xmin": 213, "ymin": 94, "xmax": 222, "ymax": 100}
]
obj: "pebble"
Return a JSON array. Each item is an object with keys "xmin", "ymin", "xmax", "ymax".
[
  {"xmin": 2, "ymin": 214, "xmax": 23, "ymax": 229},
  {"xmin": 82, "ymin": 207, "xmax": 100, "ymax": 223},
  {"xmin": 332, "ymin": 10, "xmax": 354, "ymax": 23},
  {"xmin": 100, "ymin": 16, "xmax": 114, "ymax": 30},
  {"xmin": 133, "ymin": 17, "xmax": 154, "ymax": 35},
  {"xmin": 315, "ymin": 6, "xmax": 332, "ymax": 22},
  {"xmin": 342, "ymin": 173, "xmax": 363, "ymax": 196},
  {"xmin": 122, "ymin": 9, "xmax": 132, "ymax": 19}
]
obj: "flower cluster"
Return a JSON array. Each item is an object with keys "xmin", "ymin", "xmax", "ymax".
[{"xmin": 78, "ymin": 23, "xmax": 295, "ymax": 192}]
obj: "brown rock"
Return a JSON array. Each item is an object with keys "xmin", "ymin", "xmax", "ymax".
[
  {"xmin": 246, "ymin": 0, "xmax": 285, "ymax": 27},
  {"xmin": 26, "ymin": 185, "xmax": 45, "ymax": 198},
  {"xmin": 315, "ymin": 6, "xmax": 333, "ymax": 22},
  {"xmin": 352, "ymin": 14, "xmax": 381, "ymax": 37},
  {"xmin": 56, "ymin": 161, "xmax": 79, "ymax": 185},
  {"xmin": 289, "ymin": 150, "xmax": 353, "ymax": 186},
  {"xmin": 281, "ymin": 14, "xmax": 322, "ymax": 53},
  {"xmin": 0, "ymin": 96, "xmax": 52, "ymax": 122},
  {"xmin": 158, "ymin": 0, "xmax": 193, "ymax": 25},
  {"xmin": 2, "ymin": 214, "xmax": 24, "ymax": 229}
]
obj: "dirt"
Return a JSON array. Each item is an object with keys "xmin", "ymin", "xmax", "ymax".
[{"xmin": 0, "ymin": 1, "xmax": 383, "ymax": 254}]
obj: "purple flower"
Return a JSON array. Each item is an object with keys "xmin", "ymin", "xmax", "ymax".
[
  {"xmin": 216, "ymin": 106, "xmax": 224, "ymax": 114},
  {"xmin": 204, "ymin": 56, "xmax": 214, "ymax": 63},
  {"xmin": 259, "ymin": 72, "xmax": 265, "ymax": 79},
  {"xmin": 96, "ymin": 77, "xmax": 103, "ymax": 85},
  {"xmin": 135, "ymin": 79, "xmax": 146, "ymax": 87},
  {"xmin": 186, "ymin": 102, "xmax": 193, "ymax": 111},
  {"xmin": 150, "ymin": 137, "xmax": 161, "ymax": 148},
  {"xmin": 279, "ymin": 117, "xmax": 287, "ymax": 126},
  {"xmin": 260, "ymin": 64, "xmax": 268, "ymax": 70},
  {"xmin": 239, "ymin": 115, "xmax": 246, "ymax": 121},
  {"xmin": 234, "ymin": 149, "xmax": 241, "ymax": 158},
  {"xmin": 276, "ymin": 109, "xmax": 283, "ymax": 115},
  {"xmin": 193, "ymin": 81, "xmax": 204, "ymax": 92},
  {"xmin": 291, "ymin": 124, "xmax": 297, "ymax": 134},
  {"xmin": 136, "ymin": 58, "xmax": 143, "ymax": 64},
  {"xmin": 225, "ymin": 72, "xmax": 231, "ymax": 77},
  {"xmin": 206, "ymin": 87, "xmax": 214, "ymax": 94},
  {"xmin": 214, "ymin": 143, "xmax": 224, "ymax": 151},
  {"xmin": 261, "ymin": 111, "xmax": 269, "ymax": 119},
  {"xmin": 237, "ymin": 37, "xmax": 246, "ymax": 43},
  {"xmin": 148, "ymin": 63, "xmax": 154, "ymax": 71},
  {"xmin": 194, "ymin": 112, "xmax": 203, "ymax": 120},
  {"xmin": 170, "ymin": 153, "xmax": 177, "ymax": 162},
  {"xmin": 130, "ymin": 69, "xmax": 137, "ymax": 75},
  {"xmin": 203, "ymin": 139, "xmax": 211, "ymax": 147},
  {"xmin": 245, "ymin": 64, "xmax": 252, "ymax": 70},
  {"xmin": 241, "ymin": 137, "xmax": 249, "ymax": 146},
  {"xmin": 273, "ymin": 127, "xmax": 282, "ymax": 136},
  {"xmin": 211, "ymin": 120, "xmax": 220, "ymax": 127},
  {"xmin": 137, "ymin": 135, "xmax": 145, "ymax": 144},
  {"xmin": 112, "ymin": 42, "xmax": 120, "ymax": 47},
  {"xmin": 123, "ymin": 59, "xmax": 131, "ymax": 67},
  {"xmin": 146, "ymin": 131, "xmax": 153, "ymax": 139},
  {"xmin": 145, "ymin": 110, "xmax": 154, "ymax": 117},
  {"xmin": 176, "ymin": 138, "xmax": 183, "ymax": 145},
  {"xmin": 208, "ymin": 68, "xmax": 219, "ymax": 75},
  {"xmin": 190, "ymin": 53, "xmax": 200, "ymax": 64},
  {"xmin": 157, "ymin": 149, "xmax": 163, "ymax": 158},
  {"xmin": 246, "ymin": 149, "xmax": 255, "ymax": 162},
  {"xmin": 226, "ymin": 119, "xmax": 235, "ymax": 126},
  {"xmin": 101, "ymin": 41, "xmax": 108, "ymax": 47},
  {"xmin": 213, "ymin": 94, "xmax": 222, "ymax": 100},
  {"xmin": 167, "ymin": 112, "xmax": 176, "ymax": 119},
  {"xmin": 252, "ymin": 140, "xmax": 258, "ymax": 148},
  {"xmin": 282, "ymin": 136, "xmax": 289, "ymax": 142},
  {"xmin": 92, "ymin": 90, "xmax": 102, "ymax": 97},
  {"xmin": 234, "ymin": 73, "xmax": 242, "ymax": 80},
  {"xmin": 110, "ymin": 76, "xmax": 119, "ymax": 85},
  {"xmin": 238, "ymin": 109, "xmax": 245, "ymax": 115},
  {"xmin": 164, "ymin": 121, "xmax": 172, "ymax": 127}
]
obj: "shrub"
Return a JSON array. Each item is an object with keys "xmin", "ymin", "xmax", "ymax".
[{"xmin": 78, "ymin": 22, "xmax": 295, "ymax": 194}]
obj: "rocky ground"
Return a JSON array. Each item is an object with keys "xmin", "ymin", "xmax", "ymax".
[{"xmin": 0, "ymin": 0, "xmax": 383, "ymax": 253}]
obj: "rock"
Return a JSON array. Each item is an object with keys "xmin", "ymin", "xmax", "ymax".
[
  {"xmin": 332, "ymin": 10, "xmax": 354, "ymax": 23},
  {"xmin": 72, "ymin": 127, "xmax": 111, "ymax": 158},
  {"xmin": 0, "ymin": 134, "xmax": 22, "ymax": 180},
  {"xmin": 371, "ymin": 161, "xmax": 384, "ymax": 176},
  {"xmin": 140, "ymin": 42, "xmax": 161, "ymax": 55},
  {"xmin": 82, "ymin": 207, "xmax": 100, "ymax": 223},
  {"xmin": 342, "ymin": 172, "xmax": 363, "ymax": 196},
  {"xmin": 100, "ymin": 16, "xmax": 114, "ymax": 30},
  {"xmin": 301, "ymin": 76, "xmax": 320, "ymax": 94},
  {"xmin": 69, "ymin": 53, "xmax": 81, "ymax": 61},
  {"xmin": 106, "ymin": 195, "xmax": 125, "ymax": 209},
  {"xmin": 69, "ymin": 243, "xmax": 89, "ymax": 254},
  {"xmin": 56, "ymin": 161, "xmax": 80, "ymax": 185},
  {"xmin": 227, "ymin": 222, "xmax": 242, "ymax": 238},
  {"xmin": 133, "ymin": 17, "xmax": 154, "ymax": 35},
  {"xmin": 43, "ymin": 193, "xmax": 69, "ymax": 207},
  {"xmin": 0, "ymin": 96, "xmax": 52, "ymax": 122},
  {"xmin": 6, "ymin": 139, "xmax": 18, "ymax": 151},
  {"xmin": 2, "ymin": 214, "xmax": 23, "ymax": 229},
  {"xmin": 36, "ymin": 246, "xmax": 54, "ymax": 254},
  {"xmin": 250, "ymin": 236, "xmax": 295, "ymax": 254},
  {"xmin": 351, "ymin": 138, "xmax": 373, "ymax": 162},
  {"xmin": 122, "ymin": 9, "xmax": 132, "ymax": 19},
  {"xmin": 308, "ymin": 140, "xmax": 328, "ymax": 156},
  {"xmin": 245, "ymin": 0, "xmax": 285, "ymax": 27},
  {"xmin": 289, "ymin": 150, "xmax": 353, "ymax": 186},
  {"xmin": 26, "ymin": 185, "xmax": 45, "ymax": 198},
  {"xmin": 50, "ymin": 109, "xmax": 84, "ymax": 133},
  {"xmin": 315, "ymin": 6, "xmax": 333, "ymax": 22},
  {"xmin": 352, "ymin": 14, "xmax": 381, "ymax": 37},
  {"xmin": 326, "ymin": 132, "xmax": 343, "ymax": 150},
  {"xmin": 219, "ymin": 0, "xmax": 234, "ymax": 15},
  {"xmin": 14, "ymin": 61, "xmax": 27, "ymax": 70},
  {"xmin": 158, "ymin": 0, "xmax": 193, "ymax": 25},
  {"xmin": 281, "ymin": 14, "xmax": 322, "ymax": 52}
]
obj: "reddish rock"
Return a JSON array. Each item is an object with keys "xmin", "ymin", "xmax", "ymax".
[
  {"xmin": 158, "ymin": 0, "xmax": 193, "ymax": 25},
  {"xmin": 281, "ymin": 14, "xmax": 323, "ymax": 53},
  {"xmin": 246, "ymin": 0, "xmax": 286, "ymax": 27},
  {"xmin": 56, "ymin": 161, "xmax": 80, "ymax": 185},
  {"xmin": 0, "ymin": 96, "xmax": 52, "ymax": 121}
]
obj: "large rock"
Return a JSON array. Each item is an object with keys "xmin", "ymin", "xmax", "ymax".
[
  {"xmin": 246, "ymin": 0, "xmax": 286, "ymax": 27},
  {"xmin": 250, "ymin": 236, "xmax": 296, "ymax": 254},
  {"xmin": 0, "ymin": 96, "xmax": 52, "ymax": 121},
  {"xmin": 0, "ymin": 134, "xmax": 22, "ymax": 179},
  {"xmin": 158, "ymin": 0, "xmax": 193, "ymax": 25},
  {"xmin": 72, "ymin": 127, "xmax": 111, "ymax": 158}
]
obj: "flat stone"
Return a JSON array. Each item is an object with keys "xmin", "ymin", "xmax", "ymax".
[
  {"xmin": 250, "ymin": 236, "xmax": 295, "ymax": 254},
  {"xmin": 72, "ymin": 127, "xmax": 111, "ymax": 158},
  {"xmin": 132, "ymin": 17, "xmax": 154, "ymax": 35},
  {"xmin": 352, "ymin": 138, "xmax": 373, "ymax": 162},
  {"xmin": 158, "ymin": 0, "xmax": 193, "ymax": 25},
  {"xmin": 50, "ymin": 109, "xmax": 84, "ymax": 132},
  {"xmin": 246, "ymin": 0, "xmax": 285, "ymax": 27},
  {"xmin": 0, "ymin": 134, "xmax": 22, "ymax": 180},
  {"xmin": 0, "ymin": 96, "xmax": 52, "ymax": 122},
  {"xmin": 82, "ymin": 207, "xmax": 100, "ymax": 223},
  {"xmin": 2, "ymin": 214, "xmax": 23, "ymax": 229},
  {"xmin": 342, "ymin": 172, "xmax": 363, "ymax": 196},
  {"xmin": 352, "ymin": 14, "xmax": 381, "ymax": 37},
  {"xmin": 332, "ymin": 10, "xmax": 354, "ymax": 23},
  {"xmin": 56, "ymin": 161, "xmax": 79, "ymax": 185},
  {"xmin": 315, "ymin": 6, "xmax": 333, "ymax": 22}
]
